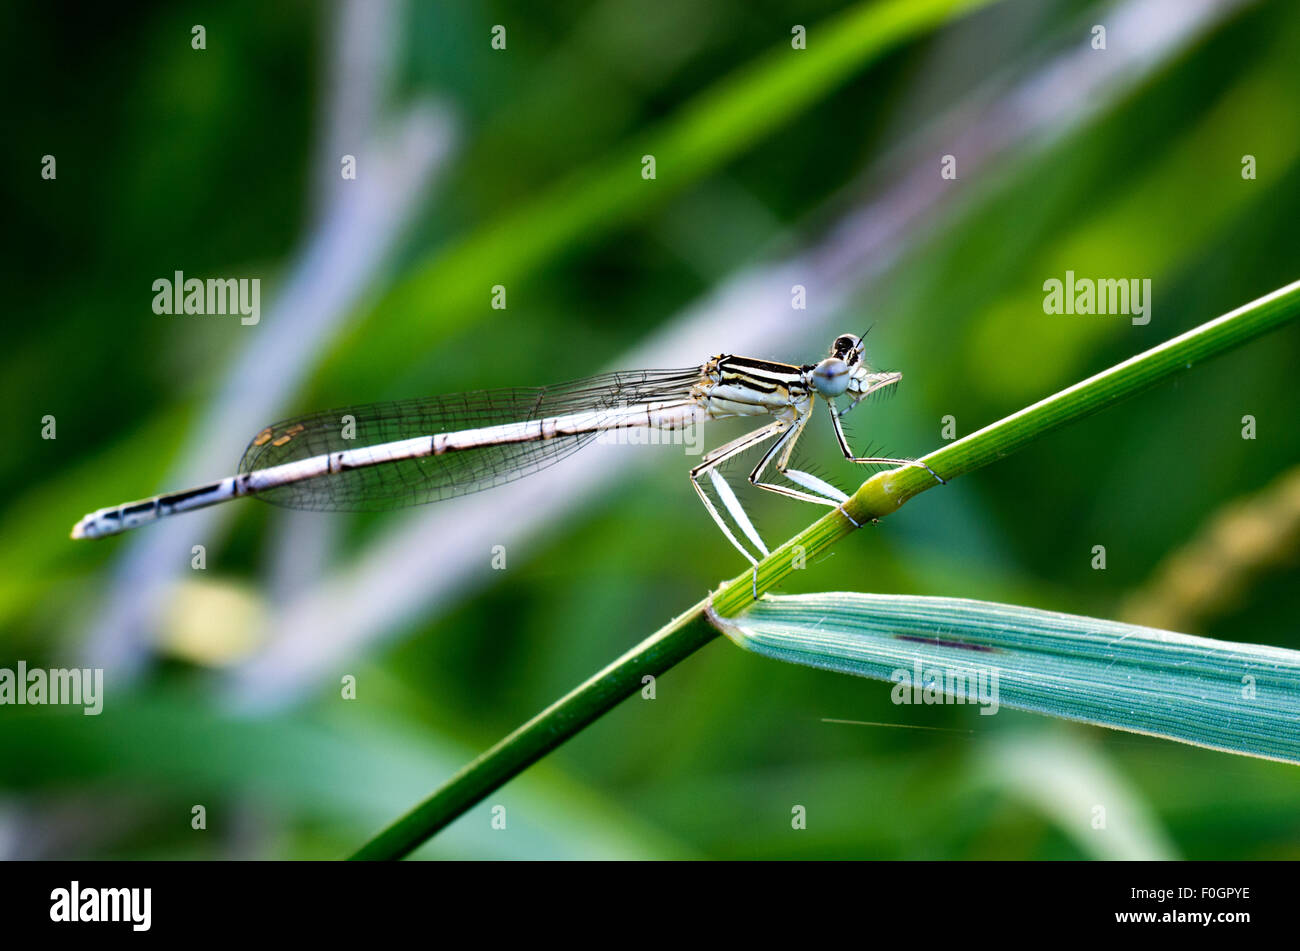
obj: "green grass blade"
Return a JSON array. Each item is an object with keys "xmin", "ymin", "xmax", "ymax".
[
  {"xmin": 352, "ymin": 279, "xmax": 1300, "ymax": 859},
  {"xmin": 710, "ymin": 592, "xmax": 1300, "ymax": 763}
]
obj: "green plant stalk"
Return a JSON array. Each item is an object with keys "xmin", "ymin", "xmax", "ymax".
[
  {"xmin": 349, "ymin": 599, "xmax": 718, "ymax": 861},
  {"xmin": 351, "ymin": 277, "xmax": 1300, "ymax": 860}
]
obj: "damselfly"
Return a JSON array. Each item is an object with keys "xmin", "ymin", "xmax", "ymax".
[{"xmin": 71, "ymin": 334, "xmax": 941, "ymax": 587}]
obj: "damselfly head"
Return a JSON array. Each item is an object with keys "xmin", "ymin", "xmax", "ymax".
[
  {"xmin": 830, "ymin": 333, "xmax": 864, "ymax": 365},
  {"xmin": 815, "ymin": 333, "xmax": 882, "ymax": 398}
]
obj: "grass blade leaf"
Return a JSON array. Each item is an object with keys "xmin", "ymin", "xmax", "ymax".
[{"xmin": 711, "ymin": 592, "xmax": 1300, "ymax": 763}]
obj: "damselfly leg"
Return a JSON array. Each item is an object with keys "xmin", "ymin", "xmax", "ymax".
[
  {"xmin": 751, "ymin": 414, "xmax": 849, "ymax": 506},
  {"xmin": 829, "ymin": 399, "xmax": 946, "ymax": 485},
  {"xmin": 689, "ymin": 422, "xmax": 786, "ymax": 597},
  {"xmin": 691, "ymin": 392, "xmax": 943, "ymax": 599}
]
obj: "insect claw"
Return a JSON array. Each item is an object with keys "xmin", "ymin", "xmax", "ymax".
[{"xmin": 916, "ymin": 460, "xmax": 946, "ymax": 485}]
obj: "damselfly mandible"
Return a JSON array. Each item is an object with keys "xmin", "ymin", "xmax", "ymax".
[{"xmin": 71, "ymin": 334, "xmax": 941, "ymax": 585}]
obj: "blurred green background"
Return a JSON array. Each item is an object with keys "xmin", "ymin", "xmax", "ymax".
[{"xmin": 3, "ymin": 0, "xmax": 1299, "ymax": 859}]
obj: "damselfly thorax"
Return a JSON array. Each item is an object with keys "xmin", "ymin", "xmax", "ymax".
[
  {"xmin": 71, "ymin": 333, "xmax": 941, "ymax": 587},
  {"xmin": 695, "ymin": 355, "xmax": 812, "ymax": 422}
]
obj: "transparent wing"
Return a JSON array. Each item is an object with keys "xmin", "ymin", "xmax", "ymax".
[{"xmin": 237, "ymin": 367, "xmax": 705, "ymax": 512}]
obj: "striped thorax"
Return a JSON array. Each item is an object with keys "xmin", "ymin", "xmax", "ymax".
[{"xmin": 696, "ymin": 333, "xmax": 902, "ymax": 425}]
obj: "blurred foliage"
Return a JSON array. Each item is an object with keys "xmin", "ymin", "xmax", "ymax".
[{"xmin": 2, "ymin": 0, "xmax": 1299, "ymax": 859}]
